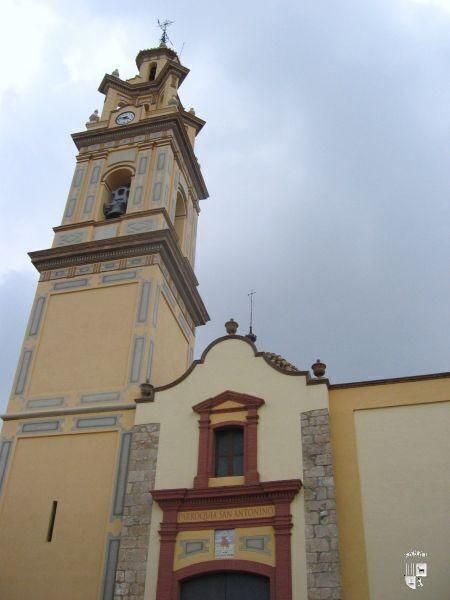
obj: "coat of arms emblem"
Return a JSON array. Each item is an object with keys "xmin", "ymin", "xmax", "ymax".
[{"xmin": 404, "ymin": 550, "xmax": 428, "ymax": 589}]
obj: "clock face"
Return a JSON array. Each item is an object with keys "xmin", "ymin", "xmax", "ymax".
[{"xmin": 116, "ymin": 111, "xmax": 135, "ymax": 125}]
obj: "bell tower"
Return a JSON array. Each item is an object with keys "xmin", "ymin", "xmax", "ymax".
[
  {"xmin": 22, "ymin": 43, "xmax": 208, "ymax": 401},
  {"xmin": 0, "ymin": 42, "xmax": 208, "ymax": 600}
]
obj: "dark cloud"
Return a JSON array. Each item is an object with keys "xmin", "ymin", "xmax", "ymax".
[{"xmin": 1, "ymin": 0, "xmax": 448, "ymax": 409}]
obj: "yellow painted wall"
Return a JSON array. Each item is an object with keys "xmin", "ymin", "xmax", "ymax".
[
  {"xmin": 151, "ymin": 295, "xmax": 189, "ymax": 387},
  {"xmin": 355, "ymin": 401, "xmax": 450, "ymax": 599},
  {"xmin": 7, "ymin": 262, "xmax": 195, "ymax": 415},
  {"xmin": 138, "ymin": 337, "xmax": 329, "ymax": 600},
  {"xmin": 29, "ymin": 284, "xmax": 137, "ymax": 396},
  {"xmin": 329, "ymin": 377, "xmax": 450, "ymax": 600},
  {"xmin": 0, "ymin": 431, "xmax": 119, "ymax": 600}
]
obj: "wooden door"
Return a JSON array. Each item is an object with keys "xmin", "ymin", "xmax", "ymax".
[{"xmin": 180, "ymin": 572, "xmax": 270, "ymax": 600}]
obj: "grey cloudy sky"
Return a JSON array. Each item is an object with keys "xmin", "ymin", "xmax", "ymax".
[{"xmin": 0, "ymin": 0, "xmax": 449, "ymax": 410}]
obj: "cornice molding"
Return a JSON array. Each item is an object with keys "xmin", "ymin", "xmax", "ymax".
[
  {"xmin": 53, "ymin": 207, "xmax": 173, "ymax": 233},
  {"xmin": 152, "ymin": 478, "xmax": 302, "ymax": 509},
  {"xmin": 1, "ymin": 403, "xmax": 135, "ymax": 422},
  {"xmin": 98, "ymin": 60, "xmax": 189, "ymax": 96},
  {"xmin": 330, "ymin": 370, "xmax": 450, "ymax": 389},
  {"xmin": 71, "ymin": 114, "xmax": 208, "ymax": 200},
  {"xmin": 28, "ymin": 229, "xmax": 209, "ymax": 326}
]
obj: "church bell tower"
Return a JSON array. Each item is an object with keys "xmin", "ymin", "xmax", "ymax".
[{"xmin": 0, "ymin": 42, "xmax": 208, "ymax": 600}]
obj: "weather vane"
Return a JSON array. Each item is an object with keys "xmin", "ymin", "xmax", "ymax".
[
  {"xmin": 157, "ymin": 19, "xmax": 174, "ymax": 46},
  {"xmin": 246, "ymin": 290, "xmax": 257, "ymax": 342}
]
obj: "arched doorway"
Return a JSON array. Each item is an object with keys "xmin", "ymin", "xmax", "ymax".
[{"xmin": 180, "ymin": 571, "xmax": 270, "ymax": 600}]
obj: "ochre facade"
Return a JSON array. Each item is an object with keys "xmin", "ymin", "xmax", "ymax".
[
  {"xmin": 329, "ymin": 376, "xmax": 450, "ymax": 600},
  {"xmin": 0, "ymin": 40, "xmax": 449, "ymax": 600}
]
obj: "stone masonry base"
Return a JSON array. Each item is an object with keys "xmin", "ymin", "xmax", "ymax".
[
  {"xmin": 301, "ymin": 409, "xmax": 342, "ymax": 600},
  {"xmin": 114, "ymin": 423, "xmax": 160, "ymax": 600}
]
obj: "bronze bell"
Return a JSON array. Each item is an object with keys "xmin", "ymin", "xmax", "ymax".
[{"xmin": 104, "ymin": 185, "xmax": 130, "ymax": 219}]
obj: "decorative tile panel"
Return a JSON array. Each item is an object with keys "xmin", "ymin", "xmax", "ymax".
[
  {"xmin": 83, "ymin": 195, "xmax": 95, "ymax": 215},
  {"xmin": 137, "ymin": 282, "xmax": 152, "ymax": 323},
  {"xmin": 90, "ymin": 165, "xmax": 101, "ymax": 184},
  {"xmin": 53, "ymin": 279, "xmax": 88, "ymax": 290},
  {"xmin": 14, "ymin": 350, "xmax": 33, "ymax": 395},
  {"xmin": 137, "ymin": 156, "xmax": 148, "ymax": 175},
  {"xmin": 73, "ymin": 167, "xmax": 85, "ymax": 187},
  {"xmin": 126, "ymin": 257, "xmax": 146, "ymax": 268},
  {"xmin": 65, "ymin": 197, "xmax": 77, "ymax": 218},
  {"xmin": 76, "ymin": 416, "xmax": 118, "ymax": 429},
  {"xmin": 124, "ymin": 219, "xmax": 155, "ymax": 235},
  {"xmin": 74, "ymin": 265, "xmax": 94, "ymax": 276},
  {"xmin": 21, "ymin": 420, "xmax": 60, "ymax": 433},
  {"xmin": 132, "ymin": 186, "xmax": 143, "ymax": 207},
  {"xmin": 50, "ymin": 268, "xmax": 70, "ymax": 279},
  {"xmin": 100, "ymin": 260, "xmax": 121, "ymax": 272},
  {"xmin": 0, "ymin": 441, "xmax": 12, "ymax": 497},
  {"xmin": 178, "ymin": 539, "xmax": 209, "ymax": 559},
  {"xmin": 129, "ymin": 337, "xmax": 145, "ymax": 383},
  {"xmin": 113, "ymin": 433, "xmax": 132, "ymax": 516},
  {"xmin": 102, "ymin": 537, "xmax": 120, "ymax": 600},
  {"xmin": 54, "ymin": 229, "xmax": 88, "ymax": 246},
  {"xmin": 26, "ymin": 397, "xmax": 65, "ymax": 409},
  {"xmin": 94, "ymin": 225, "xmax": 118, "ymax": 241},
  {"xmin": 102, "ymin": 272, "xmax": 136, "ymax": 283},
  {"xmin": 152, "ymin": 182, "xmax": 162, "ymax": 203},
  {"xmin": 156, "ymin": 152, "xmax": 166, "ymax": 170},
  {"xmin": 80, "ymin": 392, "xmax": 120, "ymax": 404},
  {"xmin": 239, "ymin": 535, "xmax": 271, "ymax": 555},
  {"xmin": 28, "ymin": 296, "xmax": 46, "ymax": 336}
]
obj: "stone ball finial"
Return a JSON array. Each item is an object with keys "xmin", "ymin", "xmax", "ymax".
[
  {"xmin": 112, "ymin": 68, "xmax": 120, "ymax": 77},
  {"xmin": 89, "ymin": 109, "xmax": 99, "ymax": 122},
  {"xmin": 225, "ymin": 318, "xmax": 238, "ymax": 335},
  {"xmin": 188, "ymin": 107, "xmax": 196, "ymax": 115},
  {"xmin": 312, "ymin": 359, "xmax": 326, "ymax": 378}
]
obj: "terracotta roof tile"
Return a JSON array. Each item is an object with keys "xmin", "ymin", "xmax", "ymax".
[{"xmin": 262, "ymin": 352, "xmax": 299, "ymax": 373}]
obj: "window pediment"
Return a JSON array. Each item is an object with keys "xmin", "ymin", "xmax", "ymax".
[{"xmin": 192, "ymin": 390, "xmax": 264, "ymax": 415}]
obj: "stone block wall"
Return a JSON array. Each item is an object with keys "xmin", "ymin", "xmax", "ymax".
[
  {"xmin": 114, "ymin": 423, "xmax": 160, "ymax": 600},
  {"xmin": 301, "ymin": 409, "xmax": 342, "ymax": 600}
]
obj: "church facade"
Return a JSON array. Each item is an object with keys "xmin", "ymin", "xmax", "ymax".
[{"xmin": 0, "ymin": 42, "xmax": 448, "ymax": 600}]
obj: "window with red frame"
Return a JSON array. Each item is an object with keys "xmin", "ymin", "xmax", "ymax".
[{"xmin": 214, "ymin": 428, "xmax": 244, "ymax": 477}]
